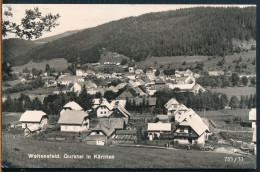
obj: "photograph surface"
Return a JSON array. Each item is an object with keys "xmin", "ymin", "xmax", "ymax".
[{"xmin": 1, "ymin": 4, "xmax": 257, "ymax": 169}]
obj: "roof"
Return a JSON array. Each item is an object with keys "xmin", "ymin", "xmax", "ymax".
[
  {"xmin": 115, "ymin": 130, "xmax": 137, "ymax": 135},
  {"xmin": 92, "ymin": 119, "xmax": 115, "ymax": 136},
  {"xmin": 57, "ymin": 110, "xmax": 88, "ymax": 125},
  {"xmin": 19, "ymin": 110, "xmax": 47, "ymax": 122},
  {"xmin": 249, "ymin": 108, "xmax": 256, "ymax": 121},
  {"xmin": 174, "ymin": 104, "xmax": 188, "ymax": 114},
  {"xmin": 99, "ymin": 99, "xmax": 113, "ymax": 110},
  {"xmin": 155, "ymin": 77, "xmax": 165, "ymax": 84},
  {"xmin": 107, "ymin": 118, "xmax": 125, "ymax": 129},
  {"xmin": 156, "ymin": 115, "xmax": 169, "ymax": 120},
  {"xmin": 178, "ymin": 112, "xmax": 209, "ymax": 136},
  {"xmin": 63, "ymin": 101, "xmax": 83, "ymax": 110},
  {"xmin": 85, "ymin": 135, "xmax": 107, "ymax": 141},
  {"xmin": 164, "ymin": 98, "xmax": 179, "ymax": 109},
  {"xmin": 147, "ymin": 123, "xmax": 171, "ymax": 131}
]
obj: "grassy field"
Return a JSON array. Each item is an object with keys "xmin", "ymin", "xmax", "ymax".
[
  {"xmin": 3, "ymin": 87, "xmax": 60, "ymax": 103},
  {"xmin": 12, "ymin": 58, "xmax": 71, "ymax": 73},
  {"xmin": 196, "ymin": 109, "xmax": 251, "ymax": 128},
  {"xmin": 2, "ymin": 137, "xmax": 256, "ymax": 168},
  {"xmin": 137, "ymin": 50, "xmax": 256, "ymax": 74},
  {"xmin": 209, "ymin": 87, "xmax": 256, "ymax": 99},
  {"xmin": 2, "ymin": 112, "xmax": 23, "ymax": 124},
  {"xmin": 220, "ymin": 131, "xmax": 253, "ymax": 143}
]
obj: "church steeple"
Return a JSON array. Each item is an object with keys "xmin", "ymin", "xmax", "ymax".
[{"xmin": 76, "ymin": 52, "xmax": 81, "ymax": 69}]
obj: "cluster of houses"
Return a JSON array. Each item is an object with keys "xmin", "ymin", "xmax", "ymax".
[
  {"xmin": 45, "ymin": 65, "xmax": 207, "ymax": 101},
  {"xmin": 18, "ymin": 95, "xmax": 211, "ymax": 147},
  {"xmin": 148, "ymin": 98, "xmax": 210, "ymax": 146}
]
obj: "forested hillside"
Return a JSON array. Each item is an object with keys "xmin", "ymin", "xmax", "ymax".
[
  {"xmin": 5, "ymin": 7, "xmax": 256, "ymax": 66},
  {"xmin": 2, "ymin": 38, "xmax": 40, "ymax": 61}
]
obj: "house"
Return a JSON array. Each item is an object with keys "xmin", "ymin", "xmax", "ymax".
[
  {"xmin": 96, "ymin": 99, "xmax": 114, "ymax": 118},
  {"xmin": 62, "ymin": 101, "xmax": 83, "ymax": 111},
  {"xmin": 175, "ymin": 76, "xmax": 195, "ymax": 84},
  {"xmin": 147, "ymin": 123, "xmax": 171, "ymax": 140},
  {"xmin": 156, "ymin": 115, "xmax": 169, "ymax": 123},
  {"xmin": 173, "ymin": 104, "xmax": 189, "ymax": 122},
  {"xmin": 84, "ymin": 119, "xmax": 115, "ymax": 145},
  {"xmin": 70, "ymin": 81, "xmax": 97, "ymax": 93},
  {"xmin": 108, "ymin": 106, "xmax": 131, "ymax": 124},
  {"xmin": 135, "ymin": 69, "xmax": 143, "ymax": 75},
  {"xmin": 175, "ymin": 69, "xmax": 193, "ymax": 77},
  {"xmin": 76, "ymin": 69, "xmax": 87, "ymax": 76},
  {"xmin": 57, "ymin": 76, "xmax": 84, "ymax": 86},
  {"xmin": 19, "ymin": 110, "xmax": 48, "ymax": 129},
  {"xmin": 208, "ymin": 71, "xmax": 224, "ymax": 76},
  {"xmin": 24, "ymin": 125, "xmax": 41, "ymax": 137},
  {"xmin": 164, "ymin": 98, "xmax": 180, "ymax": 116},
  {"xmin": 249, "ymin": 108, "xmax": 257, "ymax": 155},
  {"xmin": 57, "ymin": 110, "xmax": 89, "ymax": 132},
  {"xmin": 175, "ymin": 108, "xmax": 198, "ymax": 123},
  {"xmin": 173, "ymin": 113, "xmax": 209, "ymax": 146},
  {"xmin": 128, "ymin": 67, "xmax": 135, "ymax": 73}
]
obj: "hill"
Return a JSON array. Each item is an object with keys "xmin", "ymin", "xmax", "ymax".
[
  {"xmin": 5, "ymin": 7, "xmax": 256, "ymax": 66},
  {"xmin": 34, "ymin": 30, "xmax": 81, "ymax": 43},
  {"xmin": 2, "ymin": 38, "xmax": 40, "ymax": 61}
]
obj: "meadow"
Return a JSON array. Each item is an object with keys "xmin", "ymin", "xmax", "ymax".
[
  {"xmin": 12, "ymin": 58, "xmax": 71, "ymax": 73},
  {"xmin": 2, "ymin": 137, "xmax": 256, "ymax": 169},
  {"xmin": 209, "ymin": 87, "xmax": 256, "ymax": 99}
]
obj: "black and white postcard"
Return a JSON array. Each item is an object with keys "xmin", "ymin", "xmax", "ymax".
[{"xmin": 1, "ymin": 3, "xmax": 257, "ymax": 169}]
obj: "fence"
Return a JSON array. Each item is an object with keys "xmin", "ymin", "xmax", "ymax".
[
  {"xmin": 2, "ymin": 134, "xmax": 24, "ymax": 139},
  {"xmin": 137, "ymin": 140, "xmax": 173, "ymax": 147}
]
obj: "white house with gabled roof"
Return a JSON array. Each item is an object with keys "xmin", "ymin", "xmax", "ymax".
[
  {"xmin": 19, "ymin": 110, "xmax": 48, "ymax": 128},
  {"xmin": 164, "ymin": 98, "xmax": 181, "ymax": 116}
]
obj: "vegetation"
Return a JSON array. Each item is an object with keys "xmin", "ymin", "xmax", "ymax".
[
  {"xmin": 2, "ymin": 137, "xmax": 256, "ymax": 168},
  {"xmin": 5, "ymin": 7, "xmax": 256, "ymax": 66}
]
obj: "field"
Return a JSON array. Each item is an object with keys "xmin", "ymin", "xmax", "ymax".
[
  {"xmin": 209, "ymin": 87, "xmax": 256, "ymax": 99},
  {"xmin": 2, "ymin": 137, "xmax": 256, "ymax": 169},
  {"xmin": 220, "ymin": 131, "xmax": 253, "ymax": 143},
  {"xmin": 12, "ymin": 58, "xmax": 71, "ymax": 73},
  {"xmin": 2, "ymin": 112, "xmax": 23, "ymax": 124},
  {"xmin": 2, "ymin": 87, "xmax": 60, "ymax": 103},
  {"xmin": 196, "ymin": 109, "xmax": 251, "ymax": 128},
  {"xmin": 137, "ymin": 50, "xmax": 256, "ymax": 74}
]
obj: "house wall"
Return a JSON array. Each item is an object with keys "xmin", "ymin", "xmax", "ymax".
[
  {"xmin": 90, "ymin": 131, "xmax": 105, "ymax": 135},
  {"xmin": 60, "ymin": 125, "xmax": 85, "ymax": 132},
  {"xmin": 22, "ymin": 122, "xmax": 40, "ymax": 129},
  {"xmin": 194, "ymin": 133, "xmax": 205, "ymax": 146},
  {"xmin": 97, "ymin": 106, "xmax": 111, "ymax": 118}
]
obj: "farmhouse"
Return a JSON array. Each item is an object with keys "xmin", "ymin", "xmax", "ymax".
[
  {"xmin": 61, "ymin": 101, "xmax": 83, "ymax": 114},
  {"xmin": 57, "ymin": 110, "xmax": 89, "ymax": 132},
  {"xmin": 164, "ymin": 98, "xmax": 180, "ymax": 116},
  {"xmin": 173, "ymin": 114, "xmax": 209, "ymax": 146},
  {"xmin": 96, "ymin": 99, "xmax": 114, "ymax": 118},
  {"xmin": 147, "ymin": 123, "xmax": 171, "ymax": 140},
  {"xmin": 19, "ymin": 110, "xmax": 48, "ymax": 129},
  {"xmin": 156, "ymin": 115, "xmax": 170, "ymax": 123}
]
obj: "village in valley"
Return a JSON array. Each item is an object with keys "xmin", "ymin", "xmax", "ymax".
[{"xmin": 1, "ymin": 5, "xmax": 257, "ymax": 169}]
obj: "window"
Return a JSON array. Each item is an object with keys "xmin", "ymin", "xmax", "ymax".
[
  {"xmin": 101, "ymin": 111, "xmax": 103, "ymax": 114},
  {"xmin": 180, "ymin": 127, "xmax": 184, "ymax": 132},
  {"xmin": 104, "ymin": 111, "xmax": 106, "ymax": 114},
  {"xmin": 96, "ymin": 131, "xmax": 100, "ymax": 135}
]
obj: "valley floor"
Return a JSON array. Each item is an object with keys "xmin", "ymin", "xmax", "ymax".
[{"xmin": 2, "ymin": 137, "xmax": 256, "ymax": 169}]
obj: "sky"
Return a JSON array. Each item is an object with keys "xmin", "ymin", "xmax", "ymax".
[{"xmin": 2, "ymin": 4, "xmax": 255, "ymax": 40}]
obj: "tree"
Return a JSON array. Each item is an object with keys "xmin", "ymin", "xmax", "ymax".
[
  {"xmin": 250, "ymin": 77, "xmax": 256, "ymax": 86},
  {"xmin": 78, "ymin": 85, "xmax": 93, "ymax": 110},
  {"xmin": 241, "ymin": 76, "xmax": 248, "ymax": 86},
  {"xmin": 45, "ymin": 64, "xmax": 51, "ymax": 73},
  {"xmin": 2, "ymin": 61, "xmax": 13, "ymax": 82},
  {"xmin": 2, "ymin": 6, "xmax": 60, "ymax": 39},
  {"xmin": 229, "ymin": 96, "xmax": 239, "ymax": 109},
  {"xmin": 32, "ymin": 97, "xmax": 42, "ymax": 110},
  {"xmin": 120, "ymin": 59, "xmax": 127, "ymax": 65},
  {"xmin": 154, "ymin": 69, "xmax": 160, "ymax": 76},
  {"xmin": 104, "ymin": 90, "xmax": 116, "ymax": 102},
  {"xmin": 230, "ymin": 73, "xmax": 240, "ymax": 86},
  {"xmin": 220, "ymin": 94, "xmax": 228, "ymax": 109}
]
